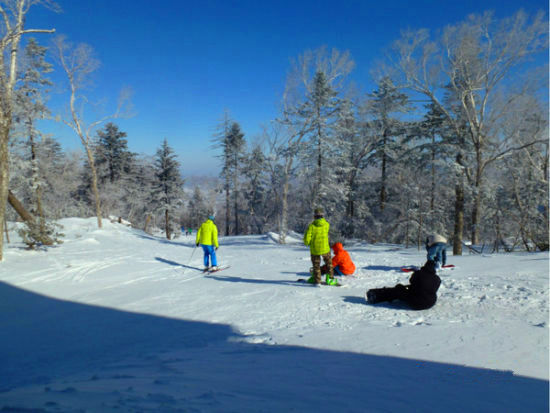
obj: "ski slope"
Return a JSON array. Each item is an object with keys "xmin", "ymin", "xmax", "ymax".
[{"xmin": 0, "ymin": 218, "xmax": 548, "ymax": 412}]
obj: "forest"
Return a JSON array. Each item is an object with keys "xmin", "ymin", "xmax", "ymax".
[{"xmin": 0, "ymin": 2, "xmax": 548, "ymax": 261}]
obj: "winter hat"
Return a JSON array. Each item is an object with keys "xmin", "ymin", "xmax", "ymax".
[
  {"xmin": 314, "ymin": 207, "xmax": 324, "ymax": 217},
  {"xmin": 208, "ymin": 215, "xmax": 215, "ymax": 220}
]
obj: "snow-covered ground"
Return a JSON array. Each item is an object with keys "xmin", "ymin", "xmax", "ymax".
[{"xmin": 0, "ymin": 218, "xmax": 548, "ymax": 412}]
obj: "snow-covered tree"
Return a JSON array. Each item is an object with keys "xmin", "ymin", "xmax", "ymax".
[
  {"xmin": 241, "ymin": 143, "xmax": 270, "ymax": 234},
  {"xmin": 152, "ymin": 139, "xmax": 184, "ymax": 239},
  {"xmin": 365, "ymin": 76, "xmax": 410, "ymax": 212},
  {"xmin": 278, "ymin": 47, "xmax": 355, "ymax": 237},
  {"xmin": 186, "ymin": 186, "xmax": 209, "ymax": 230},
  {"xmin": 388, "ymin": 10, "xmax": 548, "ymax": 251},
  {"xmin": 0, "ymin": 0, "xmax": 56, "ymax": 260},
  {"xmin": 54, "ymin": 35, "xmax": 132, "ymax": 229},
  {"xmin": 213, "ymin": 115, "xmax": 246, "ymax": 235},
  {"xmin": 95, "ymin": 122, "xmax": 133, "ymax": 184}
]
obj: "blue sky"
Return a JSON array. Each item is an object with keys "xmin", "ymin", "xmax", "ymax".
[{"xmin": 25, "ymin": 0, "xmax": 548, "ymax": 176}]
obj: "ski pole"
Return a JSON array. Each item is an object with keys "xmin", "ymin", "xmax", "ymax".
[{"xmin": 181, "ymin": 244, "xmax": 198, "ymax": 276}]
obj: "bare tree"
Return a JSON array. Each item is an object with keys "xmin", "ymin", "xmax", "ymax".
[
  {"xmin": 53, "ymin": 35, "xmax": 131, "ymax": 229},
  {"xmin": 0, "ymin": 0, "xmax": 56, "ymax": 260},
  {"xmin": 388, "ymin": 10, "xmax": 548, "ymax": 252}
]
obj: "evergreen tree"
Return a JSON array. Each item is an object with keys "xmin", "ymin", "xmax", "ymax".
[
  {"xmin": 366, "ymin": 76, "xmax": 410, "ymax": 211},
  {"xmin": 187, "ymin": 186, "xmax": 209, "ymax": 230},
  {"xmin": 212, "ymin": 110, "xmax": 232, "ymax": 235},
  {"xmin": 241, "ymin": 144, "xmax": 269, "ymax": 234},
  {"xmin": 214, "ymin": 118, "xmax": 246, "ymax": 235},
  {"xmin": 299, "ymin": 70, "xmax": 341, "ymax": 208},
  {"xmin": 152, "ymin": 139, "xmax": 184, "ymax": 239},
  {"xmin": 95, "ymin": 122, "xmax": 133, "ymax": 184}
]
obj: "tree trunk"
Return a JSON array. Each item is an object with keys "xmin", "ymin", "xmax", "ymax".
[
  {"xmin": 165, "ymin": 209, "xmax": 170, "ymax": 239},
  {"xmin": 0, "ymin": 119, "xmax": 9, "ymax": 261},
  {"xmin": 417, "ymin": 204, "xmax": 423, "ymax": 250},
  {"xmin": 225, "ymin": 178, "xmax": 230, "ymax": 236},
  {"xmin": 3, "ymin": 218, "xmax": 9, "ymax": 243},
  {"xmin": 30, "ymin": 131, "xmax": 46, "ymax": 235},
  {"xmin": 144, "ymin": 213, "xmax": 151, "ymax": 233},
  {"xmin": 8, "ymin": 190, "xmax": 54, "ymax": 245},
  {"xmin": 453, "ymin": 179, "xmax": 464, "ymax": 256},
  {"xmin": 8, "ymin": 190, "xmax": 34, "ymax": 222},
  {"xmin": 233, "ymin": 170, "xmax": 239, "ymax": 236},
  {"xmin": 430, "ymin": 134, "xmax": 435, "ymax": 212},
  {"xmin": 380, "ymin": 129, "xmax": 388, "ymax": 211},
  {"xmin": 278, "ymin": 154, "xmax": 295, "ymax": 245},
  {"xmin": 470, "ymin": 159, "xmax": 483, "ymax": 245},
  {"xmin": 85, "ymin": 147, "xmax": 103, "ymax": 228}
]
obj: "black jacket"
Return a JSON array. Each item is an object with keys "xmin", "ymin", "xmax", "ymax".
[{"xmin": 407, "ymin": 260, "xmax": 441, "ymax": 310}]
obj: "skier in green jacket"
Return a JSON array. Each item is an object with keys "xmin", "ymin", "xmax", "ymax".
[
  {"xmin": 196, "ymin": 215, "xmax": 219, "ymax": 271},
  {"xmin": 303, "ymin": 207, "xmax": 336, "ymax": 285}
]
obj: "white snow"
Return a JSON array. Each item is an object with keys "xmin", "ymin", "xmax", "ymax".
[{"xmin": 0, "ymin": 218, "xmax": 548, "ymax": 412}]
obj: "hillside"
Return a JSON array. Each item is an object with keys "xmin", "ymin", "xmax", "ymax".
[{"xmin": 0, "ymin": 218, "xmax": 548, "ymax": 412}]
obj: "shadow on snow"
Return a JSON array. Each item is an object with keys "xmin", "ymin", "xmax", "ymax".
[{"xmin": 0, "ymin": 281, "xmax": 547, "ymax": 412}]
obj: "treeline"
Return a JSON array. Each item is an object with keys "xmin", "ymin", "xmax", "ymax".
[
  {"xmin": 0, "ymin": 4, "xmax": 548, "ymax": 260},
  {"xmin": 212, "ymin": 11, "xmax": 549, "ymax": 253}
]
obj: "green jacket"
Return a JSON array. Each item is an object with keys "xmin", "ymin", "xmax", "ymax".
[
  {"xmin": 304, "ymin": 218, "xmax": 330, "ymax": 255},
  {"xmin": 196, "ymin": 219, "xmax": 219, "ymax": 247}
]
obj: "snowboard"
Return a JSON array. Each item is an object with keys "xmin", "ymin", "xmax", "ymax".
[
  {"xmin": 296, "ymin": 278, "xmax": 342, "ymax": 287},
  {"xmin": 400, "ymin": 264, "xmax": 455, "ymax": 272}
]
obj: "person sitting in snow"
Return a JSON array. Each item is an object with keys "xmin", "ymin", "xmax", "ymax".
[
  {"xmin": 303, "ymin": 207, "xmax": 337, "ymax": 285},
  {"xmin": 320, "ymin": 242, "xmax": 355, "ymax": 276},
  {"xmin": 196, "ymin": 215, "xmax": 219, "ymax": 271},
  {"xmin": 425, "ymin": 233, "xmax": 448, "ymax": 270},
  {"xmin": 366, "ymin": 260, "xmax": 441, "ymax": 310}
]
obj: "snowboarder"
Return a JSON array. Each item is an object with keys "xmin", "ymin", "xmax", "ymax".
[
  {"xmin": 321, "ymin": 242, "xmax": 355, "ymax": 276},
  {"xmin": 366, "ymin": 260, "xmax": 441, "ymax": 310},
  {"xmin": 303, "ymin": 207, "xmax": 336, "ymax": 285},
  {"xmin": 196, "ymin": 215, "xmax": 219, "ymax": 271},
  {"xmin": 425, "ymin": 233, "xmax": 448, "ymax": 270}
]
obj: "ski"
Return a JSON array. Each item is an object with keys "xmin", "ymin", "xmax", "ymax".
[{"xmin": 206, "ymin": 265, "xmax": 230, "ymax": 273}]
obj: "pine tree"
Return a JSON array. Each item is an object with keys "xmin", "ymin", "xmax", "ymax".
[
  {"xmin": 241, "ymin": 144, "xmax": 269, "ymax": 234},
  {"xmin": 212, "ymin": 110, "xmax": 232, "ymax": 235},
  {"xmin": 366, "ymin": 77, "xmax": 410, "ymax": 211},
  {"xmin": 95, "ymin": 122, "xmax": 133, "ymax": 184},
  {"xmin": 187, "ymin": 186, "xmax": 209, "ymax": 230},
  {"xmin": 152, "ymin": 139, "xmax": 184, "ymax": 239},
  {"xmin": 214, "ymin": 118, "xmax": 246, "ymax": 235},
  {"xmin": 299, "ymin": 70, "xmax": 341, "ymax": 208}
]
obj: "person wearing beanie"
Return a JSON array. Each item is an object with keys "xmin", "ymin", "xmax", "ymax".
[
  {"xmin": 303, "ymin": 207, "xmax": 336, "ymax": 285},
  {"xmin": 425, "ymin": 233, "xmax": 448, "ymax": 270},
  {"xmin": 196, "ymin": 215, "xmax": 219, "ymax": 271},
  {"xmin": 366, "ymin": 260, "xmax": 442, "ymax": 310}
]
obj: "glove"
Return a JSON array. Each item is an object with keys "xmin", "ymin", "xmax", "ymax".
[
  {"xmin": 215, "ymin": 247, "xmax": 218, "ymax": 251},
  {"xmin": 196, "ymin": 243, "xmax": 199, "ymax": 247}
]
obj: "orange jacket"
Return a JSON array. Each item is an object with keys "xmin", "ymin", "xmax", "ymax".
[{"xmin": 331, "ymin": 243, "xmax": 355, "ymax": 275}]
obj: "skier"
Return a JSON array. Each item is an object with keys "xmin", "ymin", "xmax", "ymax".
[
  {"xmin": 366, "ymin": 260, "xmax": 441, "ymax": 310},
  {"xmin": 304, "ymin": 207, "xmax": 337, "ymax": 285},
  {"xmin": 321, "ymin": 242, "xmax": 355, "ymax": 276},
  {"xmin": 196, "ymin": 215, "xmax": 219, "ymax": 271},
  {"xmin": 425, "ymin": 233, "xmax": 448, "ymax": 270}
]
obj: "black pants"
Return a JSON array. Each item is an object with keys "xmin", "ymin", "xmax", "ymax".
[
  {"xmin": 368, "ymin": 284, "xmax": 409, "ymax": 303},
  {"xmin": 368, "ymin": 284, "xmax": 437, "ymax": 310}
]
